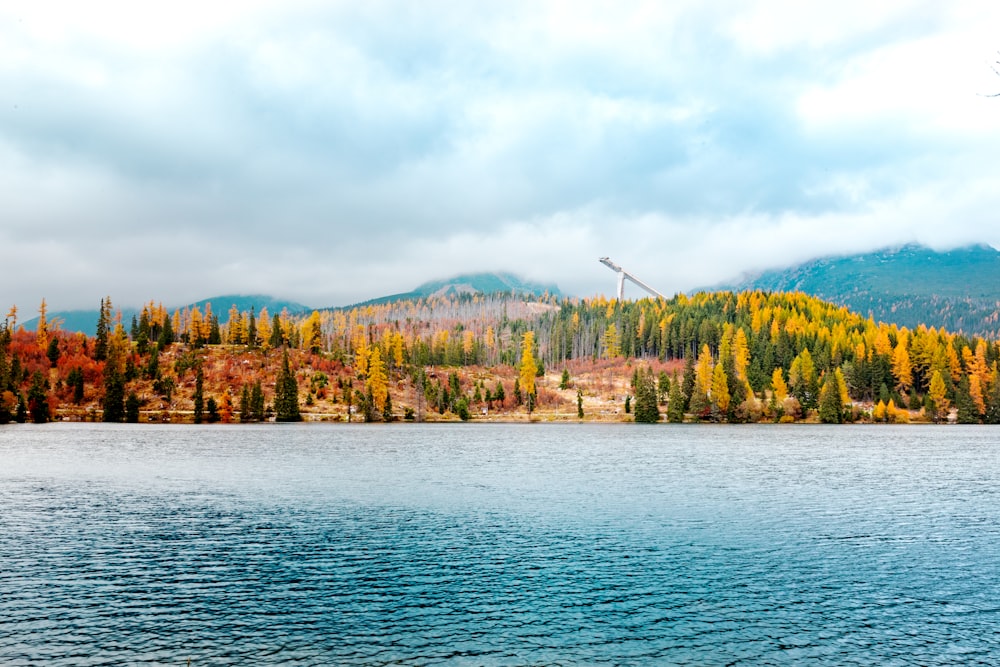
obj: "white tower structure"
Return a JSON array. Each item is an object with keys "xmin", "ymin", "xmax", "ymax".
[{"xmin": 599, "ymin": 257, "xmax": 666, "ymax": 300}]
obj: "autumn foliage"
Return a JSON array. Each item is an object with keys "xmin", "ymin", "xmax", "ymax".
[{"xmin": 3, "ymin": 288, "xmax": 1000, "ymax": 424}]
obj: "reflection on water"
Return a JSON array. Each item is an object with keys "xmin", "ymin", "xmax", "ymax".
[{"xmin": 2, "ymin": 423, "xmax": 999, "ymax": 665}]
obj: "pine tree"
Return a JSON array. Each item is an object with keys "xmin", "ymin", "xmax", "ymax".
[
  {"xmin": 818, "ymin": 374, "xmax": 843, "ymax": 423},
  {"xmin": 251, "ymin": 380, "xmax": 265, "ymax": 421},
  {"xmin": 240, "ymin": 384, "xmax": 251, "ymax": 423},
  {"xmin": 95, "ymin": 297, "xmax": 111, "ymax": 361},
  {"xmin": 274, "ymin": 349, "xmax": 301, "ymax": 422},
  {"xmin": 633, "ymin": 366, "xmax": 660, "ymax": 423},
  {"xmin": 247, "ymin": 307, "xmax": 257, "ymax": 349},
  {"xmin": 27, "ymin": 371, "xmax": 49, "ymax": 423},
  {"xmin": 102, "ymin": 371, "xmax": 125, "ymax": 422},
  {"xmin": 157, "ymin": 311, "xmax": 174, "ymax": 348},
  {"xmin": 955, "ymin": 377, "xmax": 980, "ymax": 424},
  {"xmin": 666, "ymin": 378, "xmax": 686, "ymax": 423},
  {"xmin": 125, "ymin": 392, "xmax": 140, "ymax": 423}
]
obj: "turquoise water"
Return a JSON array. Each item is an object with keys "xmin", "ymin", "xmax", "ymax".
[{"xmin": 1, "ymin": 423, "xmax": 999, "ymax": 665}]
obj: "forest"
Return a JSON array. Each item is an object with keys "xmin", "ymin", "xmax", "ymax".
[{"xmin": 2, "ymin": 288, "xmax": 1000, "ymax": 425}]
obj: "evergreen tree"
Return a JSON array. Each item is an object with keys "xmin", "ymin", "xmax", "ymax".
[
  {"xmin": 46, "ymin": 337, "xmax": 60, "ymax": 367},
  {"xmin": 633, "ymin": 366, "xmax": 660, "ymax": 423},
  {"xmin": 681, "ymin": 355, "xmax": 696, "ymax": 410},
  {"xmin": 818, "ymin": 374, "xmax": 843, "ymax": 424},
  {"xmin": 157, "ymin": 312, "xmax": 174, "ymax": 348},
  {"xmin": 985, "ymin": 379, "xmax": 1000, "ymax": 424},
  {"xmin": 125, "ymin": 392, "xmax": 140, "ymax": 423},
  {"xmin": 206, "ymin": 396, "xmax": 219, "ymax": 423},
  {"xmin": 15, "ymin": 393, "xmax": 27, "ymax": 423},
  {"xmin": 247, "ymin": 308, "xmax": 257, "ymax": 349},
  {"xmin": 577, "ymin": 388, "xmax": 584, "ymax": 419},
  {"xmin": 240, "ymin": 384, "xmax": 251, "ymax": 423},
  {"xmin": 27, "ymin": 371, "xmax": 49, "ymax": 423},
  {"xmin": 666, "ymin": 378, "xmax": 686, "ymax": 423},
  {"xmin": 269, "ymin": 314, "xmax": 284, "ymax": 349},
  {"xmin": 251, "ymin": 380, "xmax": 265, "ymax": 421},
  {"xmin": 955, "ymin": 377, "xmax": 980, "ymax": 424},
  {"xmin": 102, "ymin": 371, "xmax": 125, "ymax": 422},
  {"xmin": 95, "ymin": 297, "xmax": 111, "ymax": 361},
  {"xmin": 657, "ymin": 371, "xmax": 670, "ymax": 404},
  {"xmin": 560, "ymin": 368, "xmax": 571, "ymax": 390},
  {"xmin": 274, "ymin": 349, "xmax": 301, "ymax": 422}
]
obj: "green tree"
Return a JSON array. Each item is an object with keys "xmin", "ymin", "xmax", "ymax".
[
  {"xmin": 818, "ymin": 374, "xmax": 843, "ymax": 424},
  {"xmin": 240, "ymin": 384, "xmax": 251, "ymax": 422},
  {"xmin": 27, "ymin": 371, "xmax": 49, "ymax": 423},
  {"xmin": 206, "ymin": 396, "xmax": 219, "ymax": 423},
  {"xmin": 274, "ymin": 349, "xmax": 301, "ymax": 422},
  {"xmin": 955, "ymin": 377, "xmax": 980, "ymax": 424},
  {"xmin": 157, "ymin": 312, "xmax": 175, "ymax": 348},
  {"xmin": 560, "ymin": 368, "xmax": 571, "ymax": 390},
  {"xmin": 102, "ymin": 371, "xmax": 125, "ymax": 422},
  {"xmin": 666, "ymin": 378, "xmax": 686, "ymax": 423},
  {"xmin": 125, "ymin": 392, "xmax": 140, "ymax": 423},
  {"xmin": 46, "ymin": 337, "xmax": 60, "ymax": 367},
  {"xmin": 95, "ymin": 297, "xmax": 112, "ymax": 361},
  {"xmin": 577, "ymin": 388, "xmax": 584, "ymax": 418},
  {"xmin": 633, "ymin": 366, "xmax": 660, "ymax": 423}
]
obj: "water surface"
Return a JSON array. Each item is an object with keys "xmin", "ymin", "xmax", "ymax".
[{"xmin": 1, "ymin": 423, "xmax": 998, "ymax": 665}]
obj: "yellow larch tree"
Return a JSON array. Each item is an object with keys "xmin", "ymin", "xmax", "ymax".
[
  {"xmin": 891, "ymin": 340, "xmax": 912, "ymax": 393},
  {"xmin": 927, "ymin": 370, "xmax": 949, "ymax": 421},
  {"xmin": 519, "ymin": 331, "xmax": 537, "ymax": 402},
  {"xmin": 36, "ymin": 299, "xmax": 49, "ymax": 350},
  {"xmin": 711, "ymin": 362, "xmax": 730, "ymax": 414},
  {"xmin": 367, "ymin": 345, "xmax": 388, "ymax": 414},
  {"xmin": 603, "ymin": 323, "xmax": 621, "ymax": 359},
  {"xmin": 695, "ymin": 344, "xmax": 714, "ymax": 396},
  {"xmin": 771, "ymin": 368, "xmax": 789, "ymax": 403}
]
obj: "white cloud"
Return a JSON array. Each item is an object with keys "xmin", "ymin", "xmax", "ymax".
[{"xmin": 1, "ymin": 0, "xmax": 999, "ymax": 311}]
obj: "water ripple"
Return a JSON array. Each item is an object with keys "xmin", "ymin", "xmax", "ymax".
[{"xmin": 1, "ymin": 423, "xmax": 999, "ymax": 665}]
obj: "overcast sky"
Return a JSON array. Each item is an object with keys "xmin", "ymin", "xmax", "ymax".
[{"xmin": 3, "ymin": 1, "xmax": 1000, "ymax": 311}]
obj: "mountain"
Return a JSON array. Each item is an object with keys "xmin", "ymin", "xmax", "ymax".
[
  {"xmin": 22, "ymin": 295, "xmax": 310, "ymax": 334},
  {"xmin": 343, "ymin": 272, "xmax": 561, "ymax": 308},
  {"xmin": 715, "ymin": 243, "xmax": 1000, "ymax": 337},
  {"xmin": 18, "ymin": 275, "xmax": 559, "ymax": 333}
]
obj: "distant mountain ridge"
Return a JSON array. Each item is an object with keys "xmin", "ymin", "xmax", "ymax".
[
  {"xmin": 343, "ymin": 272, "xmax": 561, "ymax": 308},
  {"xmin": 20, "ymin": 274, "xmax": 560, "ymax": 333},
  {"xmin": 22, "ymin": 295, "xmax": 310, "ymax": 335},
  {"xmin": 715, "ymin": 243, "xmax": 1000, "ymax": 337}
]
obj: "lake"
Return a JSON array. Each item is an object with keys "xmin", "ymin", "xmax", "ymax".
[{"xmin": 1, "ymin": 423, "xmax": 998, "ymax": 665}]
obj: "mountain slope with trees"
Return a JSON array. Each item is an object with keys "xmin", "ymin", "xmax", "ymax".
[
  {"xmin": 716, "ymin": 243, "xmax": 1000, "ymax": 338},
  {"xmin": 4, "ymin": 285, "xmax": 1000, "ymax": 426}
]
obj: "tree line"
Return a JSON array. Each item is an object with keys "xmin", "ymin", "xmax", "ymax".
[{"xmin": 4, "ymin": 288, "xmax": 1000, "ymax": 424}]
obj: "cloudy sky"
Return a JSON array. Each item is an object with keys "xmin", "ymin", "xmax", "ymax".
[{"xmin": 3, "ymin": 1, "xmax": 1000, "ymax": 311}]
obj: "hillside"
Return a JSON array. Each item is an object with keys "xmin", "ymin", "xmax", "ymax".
[
  {"xmin": 345, "ymin": 272, "xmax": 561, "ymax": 308},
  {"xmin": 6, "ymin": 286, "xmax": 1000, "ymax": 426},
  {"xmin": 716, "ymin": 243, "xmax": 1000, "ymax": 338},
  {"xmin": 23, "ymin": 295, "xmax": 311, "ymax": 335}
]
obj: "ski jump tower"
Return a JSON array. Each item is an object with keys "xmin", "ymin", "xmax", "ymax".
[{"xmin": 599, "ymin": 257, "xmax": 666, "ymax": 300}]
